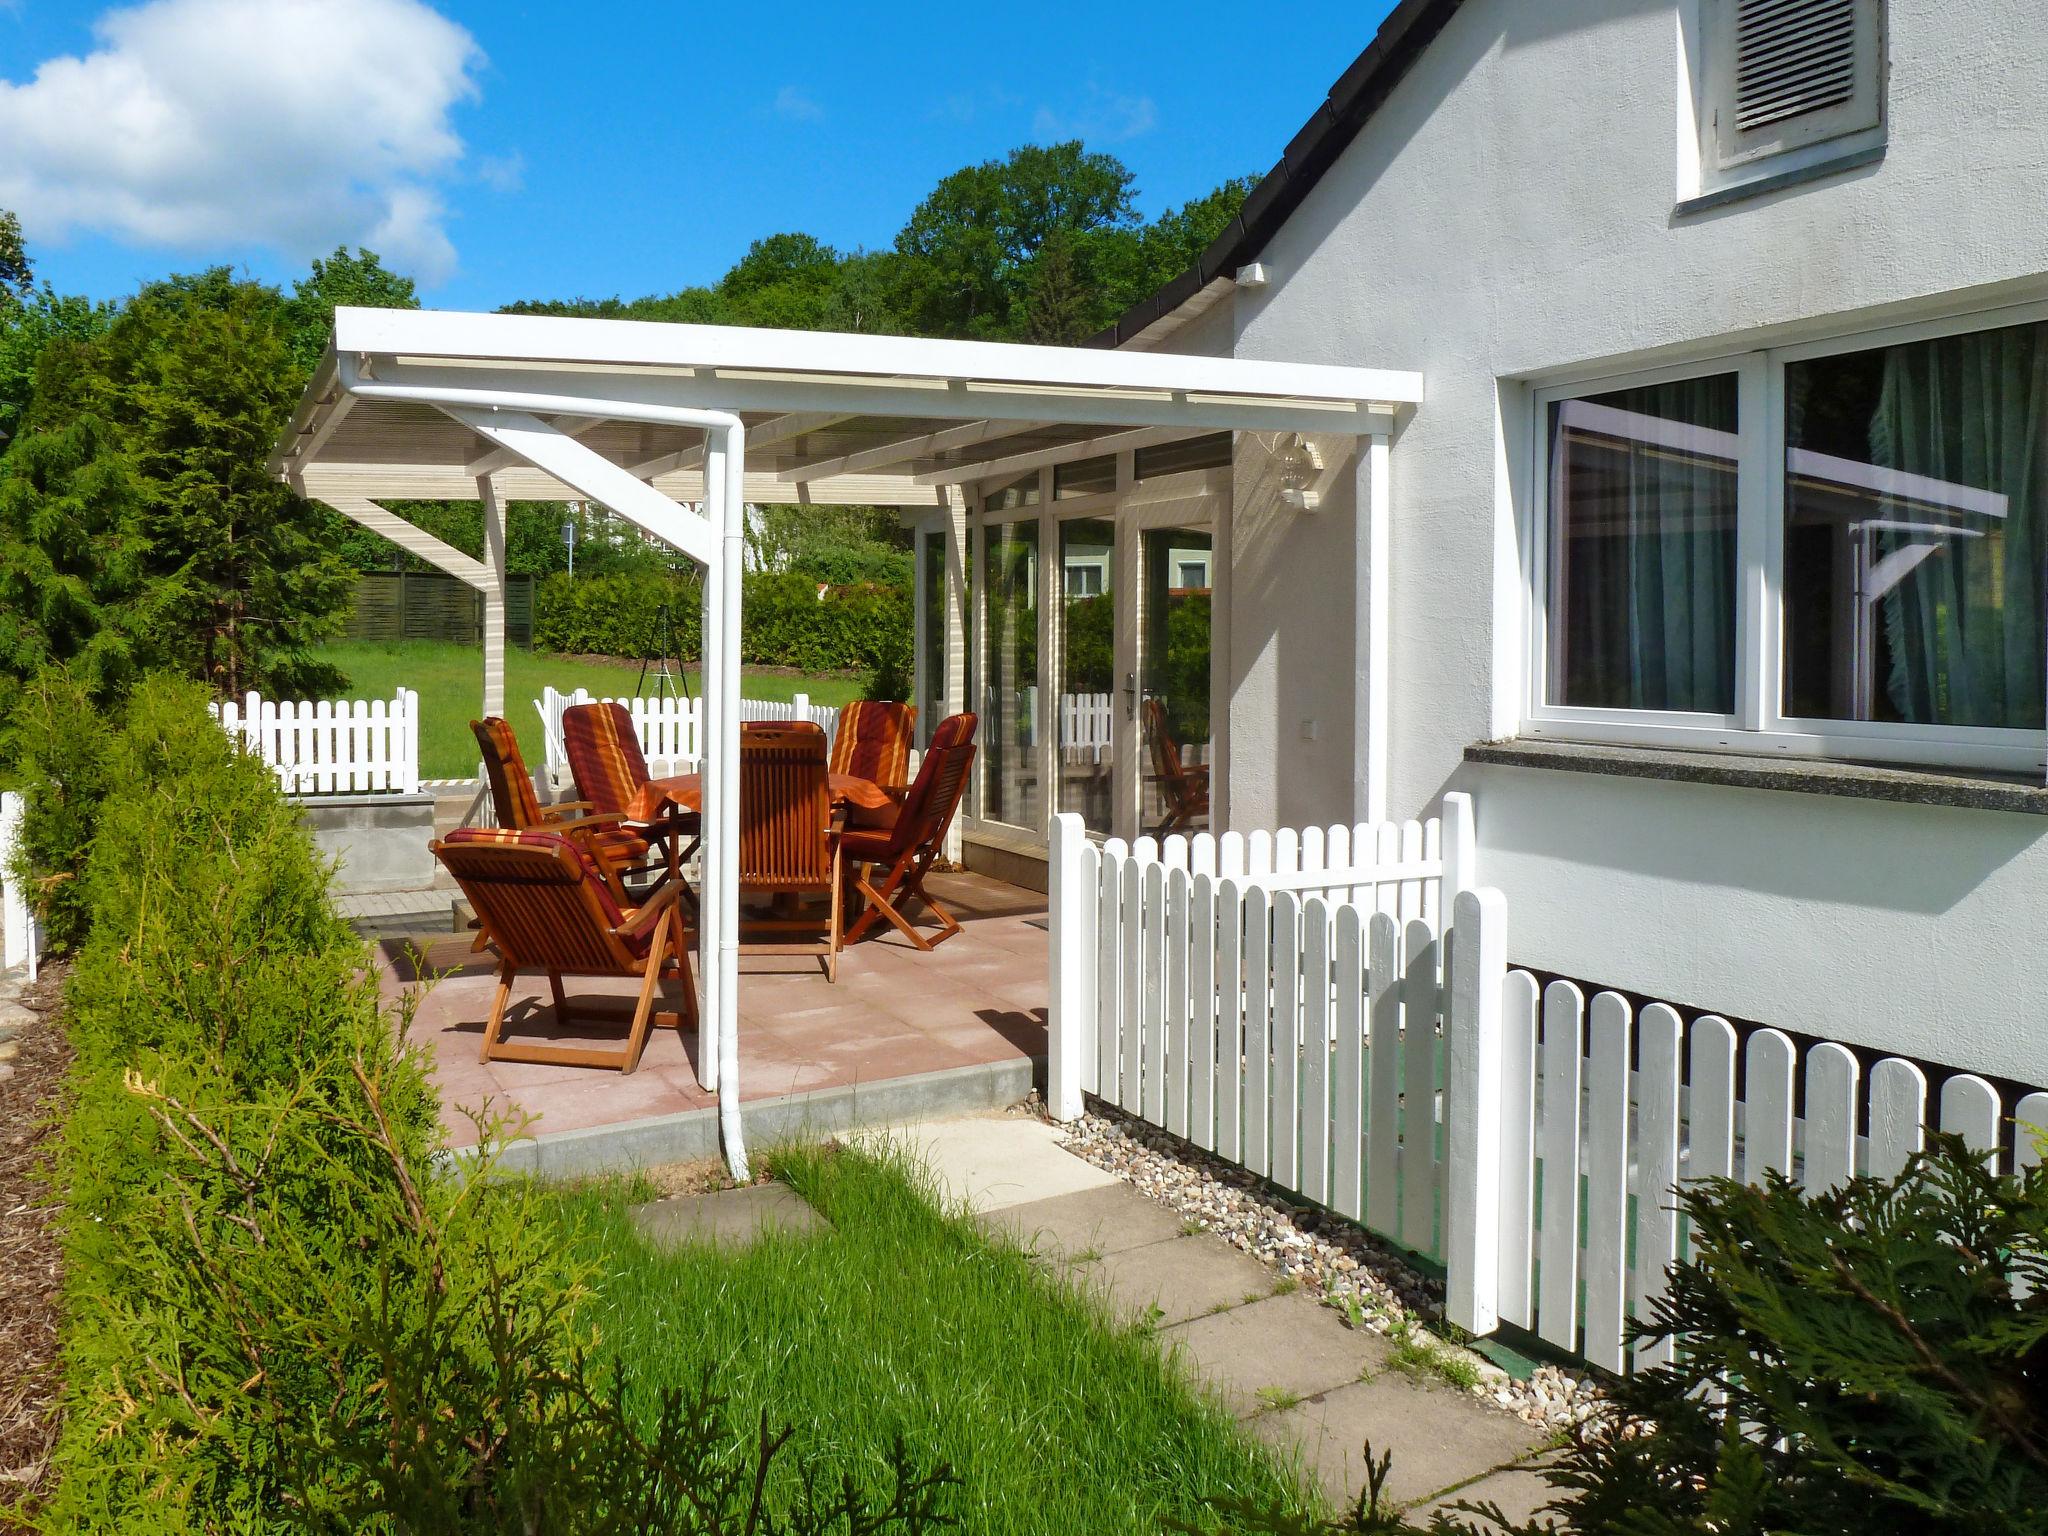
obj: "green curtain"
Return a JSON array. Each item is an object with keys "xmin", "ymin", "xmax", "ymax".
[
  {"xmin": 1562, "ymin": 376, "xmax": 1738, "ymax": 713},
  {"xmin": 1872, "ymin": 324, "xmax": 2048, "ymax": 729}
]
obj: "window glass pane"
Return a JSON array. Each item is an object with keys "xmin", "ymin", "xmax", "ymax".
[
  {"xmin": 1054, "ymin": 454, "xmax": 1115, "ymax": 500},
  {"xmin": 1057, "ymin": 519, "xmax": 1115, "ymax": 833},
  {"xmin": 918, "ymin": 531, "xmax": 948, "ymax": 746},
  {"xmin": 980, "ymin": 519, "xmax": 1041, "ymax": 829},
  {"xmin": 984, "ymin": 473, "xmax": 1040, "ymax": 514},
  {"xmin": 1783, "ymin": 320, "xmax": 2045, "ymax": 729},
  {"xmin": 1548, "ymin": 375, "xmax": 1739, "ymax": 713},
  {"xmin": 1134, "ymin": 433, "xmax": 1231, "ymax": 480},
  {"xmin": 1141, "ymin": 527, "xmax": 1212, "ymax": 836}
]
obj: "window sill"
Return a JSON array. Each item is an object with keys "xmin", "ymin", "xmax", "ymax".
[
  {"xmin": 1464, "ymin": 738, "xmax": 2048, "ymax": 816},
  {"xmin": 1675, "ymin": 141, "xmax": 1885, "ymax": 218}
]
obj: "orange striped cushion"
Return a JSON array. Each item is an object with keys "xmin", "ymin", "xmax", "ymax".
[
  {"xmin": 436, "ymin": 827, "xmax": 652, "ymax": 961},
  {"xmin": 563, "ymin": 702, "xmax": 649, "ymax": 818},
  {"xmin": 830, "ymin": 701, "xmax": 915, "ymax": 788},
  {"xmin": 474, "ymin": 716, "xmax": 544, "ymax": 830}
]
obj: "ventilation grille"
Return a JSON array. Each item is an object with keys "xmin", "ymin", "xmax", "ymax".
[{"xmin": 1733, "ymin": 0, "xmax": 1860, "ymax": 133}]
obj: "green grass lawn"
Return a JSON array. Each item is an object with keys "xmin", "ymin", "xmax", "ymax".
[
  {"xmin": 313, "ymin": 639, "xmax": 865, "ymax": 780},
  {"xmin": 553, "ymin": 1142, "xmax": 1313, "ymax": 1536}
]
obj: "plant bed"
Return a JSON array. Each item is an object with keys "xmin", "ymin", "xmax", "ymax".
[{"xmin": 0, "ymin": 962, "xmax": 68, "ymax": 1529}]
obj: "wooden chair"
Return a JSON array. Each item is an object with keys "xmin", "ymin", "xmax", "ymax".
[
  {"xmin": 472, "ymin": 716, "xmax": 645, "ymax": 902},
  {"xmin": 1143, "ymin": 698, "xmax": 1210, "ymax": 838},
  {"xmin": 561, "ymin": 701, "xmax": 699, "ymax": 887},
  {"xmin": 431, "ymin": 828, "xmax": 695, "ymax": 1075},
  {"xmin": 840, "ymin": 714, "xmax": 978, "ymax": 951},
  {"xmin": 737, "ymin": 731, "xmax": 844, "ymax": 981},
  {"xmin": 829, "ymin": 701, "xmax": 917, "ymax": 790}
]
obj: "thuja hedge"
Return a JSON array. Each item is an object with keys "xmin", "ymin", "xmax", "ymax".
[
  {"xmin": 29, "ymin": 673, "xmax": 949, "ymax": 1533},
  {"xmin": 533, "ymin": 569, "xmax": 913, "ymax": 679}
]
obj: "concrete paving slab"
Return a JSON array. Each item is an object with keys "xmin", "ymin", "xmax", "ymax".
[
  {"xmin": 1409, "ymin": 1464, "xmax": 1561, "ymax": 1526},
  {"xmin": 1071, "ymin": 1233, "xmax": 1283, "ymax": 1327},
  {"xmin": 882, "ymin": 1114, "xmax": 1117, "ymax": 1213},
  {"xmin": 980, "ymin": 1181, "xmax": 1191, "ymax": 1260},
  {"xmin": 630, "ymin": 1182, "xmax": 826, "ymax": 1251},
  {"xmin": 1252, "ymin": 1372, "xmax": 1542, "ymax": 1509},
  {"xmin": 1165, "ymin": 1292, "xmax": 1392, "ymax": 1417}
]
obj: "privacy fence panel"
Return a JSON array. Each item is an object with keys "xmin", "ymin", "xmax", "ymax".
[{"xmin": 212, "ymin": 689, "xmax": 420, "ymax": 796}]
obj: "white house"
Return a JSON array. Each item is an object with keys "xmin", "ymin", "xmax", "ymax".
[{"xmin": 1057, "ymin": 0, "xmax": 2048, "ymax": 1087}]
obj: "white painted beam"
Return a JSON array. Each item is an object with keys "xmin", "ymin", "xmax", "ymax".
[
  {"xmin": 304, "ymin": 489, "xmax": 492, "ymax": 588},
  {"xmin": 627, "ymin": 410, "xmax": 856, "ymax": 479},
  {"xmin": 441, "ymin": 406, "xmax": 718, "ymax": 566}
]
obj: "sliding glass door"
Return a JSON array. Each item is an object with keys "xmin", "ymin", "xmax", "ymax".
[{"xmin": 1139, "ymin": 525, "xmax": 1213, "ymax": 837}]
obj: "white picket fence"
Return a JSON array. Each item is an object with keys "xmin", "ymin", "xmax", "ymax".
[
  {"xmin": 536, "ymin": 686, "xmax": 840, "ymax": 780},
  {"xmin": 1, "ymin": 791, "xmax": 39, "ymax": 979},
  {"xmin": 211, "ymin": 689, "xmax": 420, "ymax": 795},
  {"xmin": 1060, "ymin": 693, "xmax": 1114, "ymax": 762},
  {"xmin": 1048, "ymin": 798, "xmax": 2048, "ymax": 1371}
]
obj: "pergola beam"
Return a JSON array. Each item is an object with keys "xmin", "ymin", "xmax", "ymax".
[
  {"xmin": 465, "ymin": 414, "xmax": 603, "ymax": 475},
  {"xmin": 781, "ymin": 417, "xmax": 1052, "ymax": 483},
  {"xmin": 913, "ymin": 424, "xmax": 1189, "ymax": 487},
  {"xmin": 626, "ymin": 410, "xmax": 857, "ymax": 479},
  {"xmin": 304, "ymin": 490, "xmax": 493, "ymax": 587}
]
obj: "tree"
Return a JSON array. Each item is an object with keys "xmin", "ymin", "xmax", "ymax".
[
  {"xmin": 1021, "ymin": 228, "xmax": 1089, "ymax": 345},
  {"xmin": 0, "ymin": 269, "xmax": 352, "ymax": 706},
  {"xmin": 0, "ymin": 209, "xmax": 31, "ymax": 305},
  {"xmin": 283, "ymin": 245, "xmax": 420, "ymax": 373}
]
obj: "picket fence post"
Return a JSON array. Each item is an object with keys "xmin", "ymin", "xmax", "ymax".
[
  {"xmin": 1445, "ymin": 885, "xmax": 1506, "ymax": 1336},
  {"xmin": 1047, "ymin": 811, "xmax": 1092, "ymax": 1121}
]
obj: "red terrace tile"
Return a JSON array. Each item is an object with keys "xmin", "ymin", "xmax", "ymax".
[{"xmin": 381, "ymin": 873, "xmax": 1050, "ymax": 1148}]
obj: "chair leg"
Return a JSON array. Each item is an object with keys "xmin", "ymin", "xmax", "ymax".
[
  {"xmin": 824, "ymin": 846, "xmax": 843, "ymax": 982},
  {"xmin": 849, "ymin": 853, "xmax": 934, "ymax": 952},
  {"xmin": 902, "ymin": 863, "xmax": 963, "ymax": 947},
  {"xmin": 548, "ymin": 971, "xmax": 569, "ymax": 1020},
  {"xmin": 621, "ymin": 922, "xmax": 668, "ymax": 1075},
  {"xmin": 478, "ymin": 963, "xmax": 515, "ymax": 1064}
]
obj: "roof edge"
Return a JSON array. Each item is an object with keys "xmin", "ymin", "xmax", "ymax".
[{"xmin": 1089, "ymin": 0, "xmax": 1467, "ymax": 350}]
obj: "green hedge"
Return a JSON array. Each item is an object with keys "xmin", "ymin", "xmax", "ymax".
[
  {"xmin": 534, "ymin": 570, "xmax": 913, "ymax": 679},
  {"xmin": 28, "ymin": 673, "xmax": 946, "ymax": 1533}
]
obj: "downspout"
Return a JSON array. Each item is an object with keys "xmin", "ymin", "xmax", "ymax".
[{"xmin": 334, "ymin": 363, "xmax": 752, "ymax": 1179}]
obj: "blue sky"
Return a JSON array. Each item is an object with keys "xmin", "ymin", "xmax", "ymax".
[{"xmin": 0, "ymin": 0, "xmax": 1399, "ymax": 311}]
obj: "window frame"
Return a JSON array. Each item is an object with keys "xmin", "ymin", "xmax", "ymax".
[{"xmin": 1525, "ymin": 300, "xmax": 2048, "ymax": 775}]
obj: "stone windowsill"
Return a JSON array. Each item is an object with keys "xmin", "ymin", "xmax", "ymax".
[{"xmin": 1463, "ymin": 738, "xmax": 2048, "ymax": 816}]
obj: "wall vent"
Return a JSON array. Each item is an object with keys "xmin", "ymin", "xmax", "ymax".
[{"xmin": 1734, "ymin": 0, "xmax": 1859, "ymax": 133}]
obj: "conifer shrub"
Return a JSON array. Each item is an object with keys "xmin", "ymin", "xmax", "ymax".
[{"xmin": 34, "ymin": 674, "xmax": 950, "ymax": 1533}]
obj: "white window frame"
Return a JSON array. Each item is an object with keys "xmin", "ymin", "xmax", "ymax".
[{"xmin": 1525, "ymin": 299, "xmax": 2048, "ymax": 776}]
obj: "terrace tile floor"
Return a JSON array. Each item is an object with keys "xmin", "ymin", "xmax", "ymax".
[{"xmin": 370, "ymin": 872, "xmax": 1049, "ymax": 1149}]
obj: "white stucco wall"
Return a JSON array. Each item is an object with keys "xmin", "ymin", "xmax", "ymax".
[{"xmin": 1176, "ymin": 0, "xmax": 2048, "ymax": 1077}]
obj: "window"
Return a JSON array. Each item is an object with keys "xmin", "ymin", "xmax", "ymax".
[
  {"xmin": 1176, "ymin": 559, "xmax": 1209, "ymax": 591},
  {"xmin": 1135, "ymin": 433, "xmax": 1232, "ymax": 480},
  {"xmin": 1064, "ymin": 561, "xmax": 1105, "ymax": 598},
  {"xmin": 1693, "ymin": 0, "xmax": 1885, "ymax": 195},
  {"xmin": 1530, "ymin": 306, "xmax": 2048, "ymax": 773},
  {"xmin": 1054, "ymin": 454, "xmax": 1116, "ymax": 500}
]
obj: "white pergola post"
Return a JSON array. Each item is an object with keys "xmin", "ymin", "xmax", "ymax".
[
  {"xmin": 478, "ymin": 474, "xmax": 508, "ymax": 721},
  {"xmin": 1355, "ymin": 429, "xmax": 1392, "ymax": 826},
  {"xmin": 698, "ymin": 433, "xmax": 729, "ymax": 1096},
  {"xmin": 942, "ymin": 485, "xmax": 969, "ymax": 861}
]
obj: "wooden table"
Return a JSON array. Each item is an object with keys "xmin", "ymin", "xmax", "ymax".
[{"xmin": 628, "ymin": 770, "xmax": 892, "ymax": 823}]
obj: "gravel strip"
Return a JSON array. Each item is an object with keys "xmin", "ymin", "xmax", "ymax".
[{"xmin": 1057, "ymin": 1103, "xmax": 1601, "ymax": 1431}]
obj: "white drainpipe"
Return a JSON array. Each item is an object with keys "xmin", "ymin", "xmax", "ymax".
[{"xmin": 335, "ymin": 365, "xmax": 751, "ymax": 1180}]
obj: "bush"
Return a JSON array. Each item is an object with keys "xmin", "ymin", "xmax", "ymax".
[
  {"xmin": 534, "ymin": 569, "xmax": 913, "ymax": 679},
  {"xmin": 3, "ymin": 666, "xmax": 112, "ymax": 953},
  {"xmin": 32, "ymin": 674, "xmax": 950, "ymax": 1533}
]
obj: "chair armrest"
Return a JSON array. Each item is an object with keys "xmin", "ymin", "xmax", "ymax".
[
  {"xmin": 615, "ymin": 880, "xmax": 683, "ymax": 943},
  {"xmin": 556, "ymin": 811, "xmax": 630, "ymax": 833}
]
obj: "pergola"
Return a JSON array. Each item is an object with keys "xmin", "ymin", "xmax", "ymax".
[{"xmin": 271, "ymin": 306, "xmax": 1420, "ymax": 1175}]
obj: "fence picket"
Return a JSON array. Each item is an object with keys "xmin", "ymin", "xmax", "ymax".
[
  {"xmin": 1165, "ymin": 867, "xmax": 1191, "ymax": 1138},
  {"xmin": 1242, "ymin": 885, "xmax": 1271, "ymax": 1177},
  {"xmin": 1332, "ymin": 905, "xmax": 1366, "ymax": 1221},
  {"xmin": 1216, "ymin": 879, "xmax": 1245, "ymax": 1162},
  {"xmin": 1582, "ymin": 991, "xmax": 1633, "ymax": 1374},
  {"xmin": 1867, "ymin": 1057, "xmax": 1927, "ymax": 1179},
  {"xmin": 1269, "ymin": 893, "xmax": 1303, "ymax": 1193},
  {"xmin": 1397, "ymin": 820, "xmax": 1424, "ymax": 928},
  {"xmin": 1300, "ymin": 895, "xmax": 1332, "ymax": 1205},
  {"xmin": 1218, "ymin": 831, "xmax": 1245, "ymax": 879},
  {"xmin": 1940, "ymin": 1074, "xmax": 2001, "ymax": 1166},
  {"xmin": 1399, "ymin": 917, "xmax": 1438, "ymax": 1255},
  {"xmin": 1634, "ymin": 1003, "xmax": 1683, "ymax": 1370},
  {"xmin": 1536, "ymin": 980, "xmax": 1586, "ymax": 1352},
  {"xmin": 1804, "ymin": 1043, "xmax": 1860, "ymax": 1194},
  {"xmin": 1096, "ymin": 844, "xmax": 1125, "ymax": 1102},
  {"xmin": 1120, "ymin": 856, "xmax": 1145, "ymax": 1115},
  {"xmin": 1189, "ymin": 874, "xmax": 1217, "ymax": 1150},
  {"xmin": 2017, "ymin": 1092, "xmax": 2048, "ymax": 1171},
  {"xmin": 1141, "ymin": 860, "xmax": 1168, "ymax": 1125},
  {"xmin": 1744, "ymin": 1030, "xmax": 1797, "ymax": 1183},
  {"xmin": 1246, "ymin": 830, "xmax": 1272, "ymax": 879},
  {"xmin": 1498, "ymin": 970, "xmax": 1539, "ymax": 1329},
  {"xmin": 1365, "ymin": 913, "xmax": 1403, "ymax": 1237}
]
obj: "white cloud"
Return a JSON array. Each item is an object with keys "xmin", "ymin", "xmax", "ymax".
[
  {"xmin": 0, "ymin": 0, "xmax": 486, "ymax": 285},
  {"xmin": 476, "ymin": 150, "xmax": 524, "ymax": 193},
  {"xmin": 773, "ymin": 84, "xmax": 823, "ymax": 123},
  {"xmin": 1033, "ymin": 83, "xmax": 1158, "ymax": 145}
]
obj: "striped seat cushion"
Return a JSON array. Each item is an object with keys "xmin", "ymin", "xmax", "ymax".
[
  {"xmin": 563, "ymin": 701, "xmax": 650, "ymax": 818},
  {"xmin": 829, "ymin": 701, "xmax": 915, "ymax": 788},
  {"xmin": 435, "ymin": 827, "xmax": 655, "ymax": 961}
]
